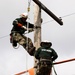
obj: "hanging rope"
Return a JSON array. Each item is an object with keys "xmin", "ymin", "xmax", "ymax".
[
  {"xmin": 52, "ymin": 65, "xmax": 57, "ymax": 75},
  {"xmin": 52, "ymin": 61, "xmax": 57, "ymax": 75},
  {"xmin": 26, "ymin": 0, "xmax": 31, "ymax": 50},
  {"xmin": 27, "ymin": 0, "xmax": 31, "ymax": 12},
  {"xmin": 25, "ymin": 1, "xmax": 31, "ymax": 75}
]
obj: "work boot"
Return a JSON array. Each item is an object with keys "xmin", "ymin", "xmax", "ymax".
[{"xmin": 12, "ymin": 41, "xmax": 17, "ymax": 47}]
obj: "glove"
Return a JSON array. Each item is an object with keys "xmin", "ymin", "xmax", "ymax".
[{"xmin": 22, "ymin": 26, "xmax": 27, "ymax": 30}]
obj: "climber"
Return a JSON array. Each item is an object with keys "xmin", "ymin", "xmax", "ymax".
[
  {"xmin": 34, "ymin": 40, "xmax": 58, "ymax": 75},
  {"xmin": 10, "ymin": 13, "xmax": 35, "ymax": 56}
]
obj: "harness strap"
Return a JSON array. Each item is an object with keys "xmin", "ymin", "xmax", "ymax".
[{"xmin": 40, "ymin": 58, "xmax": 52, "ymax": 62}]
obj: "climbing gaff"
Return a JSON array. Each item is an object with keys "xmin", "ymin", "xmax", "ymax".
[{"xmin": 33, "ymin": 0, "xmax": 63, "ymax": 25}]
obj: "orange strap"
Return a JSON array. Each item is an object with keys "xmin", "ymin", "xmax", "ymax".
[{"xmin": 18, "ymin": 23, "xmax": 22, "ymax": 27}]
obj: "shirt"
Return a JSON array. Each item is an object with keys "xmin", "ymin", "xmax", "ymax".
[{"xmin": 34, "ymin": 47, "xmax": 58, "ymax": 61}]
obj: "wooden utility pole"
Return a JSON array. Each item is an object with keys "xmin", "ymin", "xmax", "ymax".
[
  {"xmin": 34, "ymin": 3, "xmax": 41, "ymax": 48},
  {"xmin": 34, "ymin": 1, "xmax": 41, "ymax": 75},
  {"xmin": 33, "ymin": 0, "xmax": 63, "ymax": 75}
]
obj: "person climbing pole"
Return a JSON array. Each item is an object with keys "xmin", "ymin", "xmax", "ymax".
[
  {"xmin": 34, "ymin": 40, "xmax": 58, "ymax": 75},
  {"xmin": 10, "ymin": 12, "xmax": 35, "ymax": 56}
]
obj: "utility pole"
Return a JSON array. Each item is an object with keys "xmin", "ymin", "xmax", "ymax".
[
  {"xmin": 34, "ymin": 1, "xmax": 41, "ymax": 75},
  {"xmin": 33, "ymin": 0, "xmax": 63, "ymax": 75}
]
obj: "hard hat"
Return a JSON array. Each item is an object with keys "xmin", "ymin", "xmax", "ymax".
[
  {"xmin": 20, "ymin": 13, "xmax": 28, "ymax": 18},
  {"xmin": 40, "ymin": 40, "xmax": 52, "ymax": 46},
  {"xmin": 43, "ymin": 40, "xmax": 50, "ymax": 42},
  {"xmin": 41, "ymin": 40, "xmax": 52, "ymax": 43}
]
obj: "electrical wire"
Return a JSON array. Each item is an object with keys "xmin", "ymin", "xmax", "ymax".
[
  {"xmin": 0, "ymin": 12, "xmax": 75, "ymax": 39},
  {"xmin": 0, "ymin": 34, "xmax": 9, "ymax": 39},
  {"xmin": 42, "ymin": 12, "xmax": 75, "ymax": 25}
]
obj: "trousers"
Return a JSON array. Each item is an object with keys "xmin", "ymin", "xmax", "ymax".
[
  {"xmin": 36, "ymin": 59, "xmax": 52, "ymax": 75},
  {"xmin": 11, "ymin": 32, "xmax": 35, "ymax": 56}
]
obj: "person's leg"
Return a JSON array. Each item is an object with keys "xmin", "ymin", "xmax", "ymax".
[
  {"xmin": 16, "ymin": 34, "xmax": 36, "ymax": 56},
  {"xmin": 12, "ymin": 32, "xmax": 35, "ymax": 56}
]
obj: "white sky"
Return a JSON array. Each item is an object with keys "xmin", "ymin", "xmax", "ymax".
[{"xmin": 0, "ymin": 0, "xmax": 75, "ymax": 75}]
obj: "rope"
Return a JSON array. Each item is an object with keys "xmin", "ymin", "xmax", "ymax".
[
  {"xmin": 27, "ymin": 0, "xmax": 31, "ymax": 12},
  {"xmin": 26, "ymin": 0, "xmax": 31, "ymax": 50},
  {"xmin": 25, "ymin": 0, "xmax": 31, "ymax": 75},
  {"xmin": 52, "ymin": 65, "xmax": 57, "ymax": 75},
  {"xmin": 52, "ymin": 61, "xmax": 57, "ymax": 75}
]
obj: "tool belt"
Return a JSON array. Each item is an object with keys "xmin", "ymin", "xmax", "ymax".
[
  {"xmin": 39, "ymin": 58, "xmax": 52, "ymax": 67},
  {"xmin": 40, "ymin": 58, "xmax": 52, "ymax": 61}
]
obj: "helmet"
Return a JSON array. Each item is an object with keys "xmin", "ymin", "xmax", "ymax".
[
  {"xmin": 41, "ymin": 40, "xmax": 52, "ymax": 44},
  {"xmin": 20, "ymin": 13, "xmax": 28, "ymax": 18},
  {"xmin": 43, "ymin": 40, "xmax": 50, "ymax": 43},
  {"xmin": 40, "ymin": 40, "xmax": 52, "ymax": 47}
]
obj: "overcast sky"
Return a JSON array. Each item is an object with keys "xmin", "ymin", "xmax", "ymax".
[{"xmin": 0, "ymin": 0, "xmax": 75, "ymax": 75}]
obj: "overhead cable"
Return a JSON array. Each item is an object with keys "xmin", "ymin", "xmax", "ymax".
[{"xmin": 0, "ymin": 12, "xmax": 75, "ymax": 39}]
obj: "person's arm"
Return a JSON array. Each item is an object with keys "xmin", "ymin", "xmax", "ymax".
[
  {"xmin": 13, "ymin": 19, "xmax": 27, "ymax": 30},
  {"xmin": 51, "ymin": 49, "xmax": 58, "ymax": 61},
  {"xmin": 25, "ymin": 22, "xmax": 34, "ymax": 33},
  {"xmin": 34, "ymin": 48, "xmax": 41, "ymax": 59},
  {"xmin": 12, "ymin": 19, "xmax": 18, "ymax": 26},
  {"xmin": 28, "ymin": 23, "xmax": 34, "ymax": 28}
]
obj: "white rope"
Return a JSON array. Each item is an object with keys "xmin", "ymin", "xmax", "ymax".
[
  {"xmin": 25, "ymin": 1, "xmax": 31, "ymax": 75},
  {"xmin": 26, "ymin": 0, "xmax": 31, "ymax": 50}
]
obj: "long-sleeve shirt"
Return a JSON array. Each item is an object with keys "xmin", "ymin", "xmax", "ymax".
[
  {"xmin": 11, "ymin": 18, "xmax": 34, "ymax": 34},
  {"xmin": 34, "ymin": 47, "xmax": 58, "ymax": 61}
]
